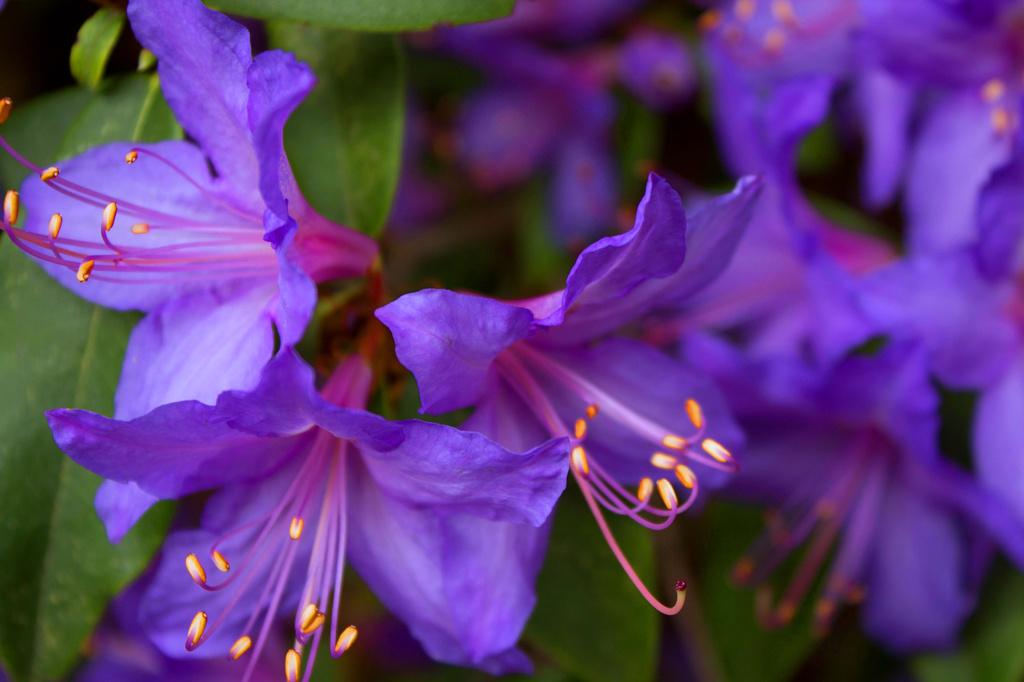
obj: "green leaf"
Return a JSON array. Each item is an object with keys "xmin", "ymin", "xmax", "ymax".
[
  {"xmin": 69, "ymin": 8, "xmax": 126, "ymax": 90},
  {"xmin": 0, "ymin": 76, "xmax": 181, "ymax": 682},
  {"xmin": 0, "ymin": 245, "xmax": 174, "ymax": 682},
  {"xmin": 59, "ymin": 73, "xmax": 182, "ymax": 158},
  {"xmin": 694, "ymin": 502, "xmax": 818, "ymax": 682},
  {"xmin": 212, "ymin": 0, "xmax": 514, "ymax": 31},
  {"xmin": 913, "ymin": 561, "xmax": 1024, "ymax": 682},
  {"xmin": 269, "ymin": 24, "xmax": 405, "ymax": 236},
  {"xmin": 525, "ymin": 488, "xmax": 659, "ymax": 682}
]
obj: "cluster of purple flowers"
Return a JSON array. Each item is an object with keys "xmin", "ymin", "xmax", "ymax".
[{"xmin": 4, "ymin": 0, "xmax": 1024, "ymax": 680}]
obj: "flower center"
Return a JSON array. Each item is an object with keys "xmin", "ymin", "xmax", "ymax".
[
  {"xmin": 181, "ymin": 429, "xmax": 357, "ymax": 682},
  {"xmin": 0, "ymin": 97, "xmax": 279, "ymax": 287},
  {"xmin": 496, "ymin": 341, "xmax": 739, "ymax": 614},
  {"xmin": 731, "ymin": 432, "xmax": 887, "ymax": 635}
]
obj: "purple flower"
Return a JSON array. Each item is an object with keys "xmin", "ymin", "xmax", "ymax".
[
  {"xmin": 448, "ymin": 0, "xmax": 646, "ymax": 44},
  {"xmin": 685, "ymin": 335, "xmax": 1024, "ymax": 651},
  {"xmin": 859, "ymin": 0, "xmax": 1024, "ymax": 253},
  {"xmin": 440, "ymin": 33, "xmax": 619, "ymax": 242},
  {"xmin": 47, "ymin": 349, "xmax": 570, "ymax": 677},
  {"xmin": 659, "ymin": 75, "xmax": 892, "ymax": 364},
  {"xmin": 617, "ymin": 30, "xmax": 697, "ymax": 111},
  {"xmin": 856, "ymin": 174, "xmax": 1024, "ymax": 534},
  {"xmin": 377, "ymin": 173, "xmax": 760, "ymax": 613},
  {"xmin": 0, "ymin": 0, "xmax": 377, "ymax": 420},
  {"xmin": 699, "ymin": 1, "xmax": 918, "ymax": 211}
]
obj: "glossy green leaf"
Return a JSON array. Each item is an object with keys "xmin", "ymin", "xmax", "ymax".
[
  {"xmin": 913, "ymin": 561, "xmax": 1024, "ymax": 682},
  {"xmin": 0, "ymin": 78, "xmax": 180, "ymax": 682},
  {"xmin": 269, "ymin": 24, "xmax": 405, "ymax": 236},
  {"xmin": 212, "ymin": 0, "xmax": 514, "ymax": 31},
  {"xmin": 525, "ymin": 488, "xmax": 659, "ymax": 682},
  {"xmin": 694, "ymin": 502, "xmax": 818, "ymax": 682},
  {"xmin": 69, "ymin": 8, "xmax": 126, "ymax": 90}
]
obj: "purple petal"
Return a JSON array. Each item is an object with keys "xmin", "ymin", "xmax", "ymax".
[
  {"xmin": 375, "ymin": 290, "xmax": 535, "ymax": 413},
  {"xmin": 861, "ymin": 482, "xmax": 976, "ymax": 652},
  {"xmin": 905, "ymin": 93, "xmax": 1013, "ymax": 254},
  {"xmin": 345, "ymin": 458, "xmax": 539, "ymax": 674},
  {"xmin": 245, "ymin": 49, "xmax": 316, "ymax": 245},
  {"xmin": 859, "ymin": 0, "xmax": 1008, "ymax": 88},
  {"xmin": 548, "ymin": 135, "xmax": 617, "ymax": 243},
  {"xmin": 94, "ymin": 480, "xmax": 159, "ymax": 544},
  {"xmin": 114, "ymin": 283, "xmax": 276, "ymax": 420},
  {"xmin": 128, "ymin": 0, "xmax": 260, "ymax": 201},
  {"xmin": 976, "ymin": 152, "xmax": 1024, "ymax": 279},
  {"xmin": 857, "ymin": 69, "xmax": 915, "ymax": 209},
  {"xmin": 859, "ymin": 253, "xmax": 1018, "ymax": 389},
  {"xmin": 460, "ymin": 373, "xmax": 553, "ymax": 451},
  {"xmin": 456, "ymin": 87, "xmax": 563, "ymax": 190},
  {"xmin": 46, "ymin": 351, "xmax": 394, "ymax": 503},
  {"xmin": 438, "ymin": 514, "xmax": 550, "ymax": 672},
  {"xmin": 975, "ymin": 357, "xmax": 1024, "ymax": 527},
  {"xmin": 17, "ymin": 140, "xmax": 266, "ymax": 311},
  {"xmin": 272, "ymin": 231, "xmax": 318, "ymax": 346},
  {"xmin": 357, "ymin": 421, "xmax": 569, "ymax": 526},
  {"xmin": 618, "ymin": 30, "xmax": 696, "ymax": 111},
  {"xmin": 532, "ymin": 174, "xmax": 762, "ymax": 346}
]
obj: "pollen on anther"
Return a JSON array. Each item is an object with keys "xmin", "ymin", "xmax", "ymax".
[
  {"xmin": 102, "ymin": 202, "xmax": 117, "ymax": 231},
  {"xmin": 76, "ymin": 260, "xmax": 95, "ymax": 283},
  {"xmin": 992, "ymin": 107, "xmax": 1011, "ymax": 134},
  {"xmin": 187, "ymin": 611, "xmax": 207, "ymax": 646},
  {"xmin": 685, "ymin": 399, "xmax": 704, "ymax": 429},
  {"xmin": 662, "ymin": 434, "xmax": 687, "ymax": 450},
  {"xmin": 771, "ymin": 0, "xmax": 797, "ymax": 25},
  {"xmin": 697, "ymin": 9, "xmax": 724, "ymax": 32},
  {"xmin": 734, "ymin": 0, "xmax": 757, "ymax": 21},
  {"xmin": 675, "ymin": 464, "xmax": 696, "ymax": 489},
  {"xmin": 702, "ymin": 438, "xmax": 734, "ymax": 464},
  {"xmin": 131, "ymin": 223, "xmax": 150, "ymax": 234},
  {"xmin": 40, "ymin": 166, "xmax": 59, "ymax": 182},
  {"xmin": 335, "ymin": 625, "xmax": 358, "ymax": 655},
  {"xmin": 212, "ymin": 550, "xmax": 229, "ymax": 573},
  {"xmin": 733, "ymin": 557, "xmax": 754, "ymax": 583},
  {"xmin": 299, "ymin": 603, "xmax": 318, "ymax": 630},
  {"xmin": 574, "ymin": 418, "xmax": 587, "ymax": 440},
  {"xmin": 289, "ymin": 517, "xmax": 304, "ymax": 540},
  {"xmin": 48, "ymin": 213, "xmax": 62, "ymax": 239},
  {"xmin": 4, "ymin": 190, "xmax": 18, "ymax": 224},
  {"xmin": 125, "ymin": 150, "xmax": 138, "ymax": 164},
  {"xmin": 637, "ymin": 477, "xmax": 653, "ymax": 502},
  {"xmin": 650, "ymin": 452, "xmax": 677, "ymax": 469},
  {"xmin": 657, "ymin": 478, "xmax": 678, "ymax": 509},
  {"xmin": 285, "ymin": 648, "xmax": 301, "ymax": 682},
  {"xmin": 0, "ymin": 97, "xmax": 11, "ymax": 125},
  {"xmin": 763, "ymin": 27, "xmax": 786, "ymax": 53},
  {"xmin": 571, "ymin": 445, "xmax": 589, "ymax": 475},
  {"xmin": 586, "ymin": 403, "xmax": 599, "ymax": 419},
  {"xmin": 229, "ymin": 635, "xmax": 251, "ymax": 660},
  {"xmin": 185, "ymin": 553, "xmax": 207, "ymax": 585},
  {"xmin": 982, "ymin": 78, "xmax": 1006, "ymax": 102},
  {"xmin": 302, "ymin": 611, "xmax": 326, "ymax": 634}
]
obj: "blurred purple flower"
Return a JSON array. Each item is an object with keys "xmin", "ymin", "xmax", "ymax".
[
  {"xmin": 617, "ymin": 30, "xmax": 697, "ymax": 111},
  {"xmin": 856, "ymin": 162, "xmax": 1024, "ymax": 537},
  {"xmin": 377, "ymin": 173, "xmax": 760, "ymax": 615},
  {"xmin": 47, "ymin": 350, "xmax": 569, "ymax": 677},
  {"xmin": 686, "ymin": 336, "xmax": 1024, "ymax": 652},
  {"xmin": 658, "ymin": 74, "xmax": 892, "ymax": 364},
  {"xmin": 859, "ymin": 0, "xmax": 1023, "ymax": 252}
]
